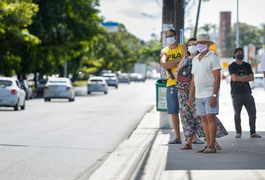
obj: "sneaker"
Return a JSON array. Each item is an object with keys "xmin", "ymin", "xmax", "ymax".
[
  {"xmin": 204, "ymin": 146, "xmax": 216, "ymax": 153},
  {"xmin": 197, "ymin": 146, "xmax": 207, "ymax": 153}
]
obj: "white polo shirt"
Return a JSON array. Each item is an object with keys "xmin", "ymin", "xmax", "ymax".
[{"xmin": 191, "ymin": 51, "xmax": 222, "ymax": 98}]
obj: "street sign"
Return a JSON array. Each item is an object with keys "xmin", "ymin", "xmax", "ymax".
[{"xmin": 101, "ymin": 22, "xmax": 118, "ymax": 33}]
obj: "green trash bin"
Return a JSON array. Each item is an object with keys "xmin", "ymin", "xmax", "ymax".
[{"xmin": 155, "ymin": 79, "xmax": 167, "ymax": 112}]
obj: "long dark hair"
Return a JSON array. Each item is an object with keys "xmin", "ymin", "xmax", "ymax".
[{"xmin": 187, "ymin": 37, "xmax": 197, "ymax": 56}]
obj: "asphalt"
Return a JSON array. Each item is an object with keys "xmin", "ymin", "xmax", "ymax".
[{"xmin": 89, "ymin": 84, "xmax": 265, "ymax": 180}]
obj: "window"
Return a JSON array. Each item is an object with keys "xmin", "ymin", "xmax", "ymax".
[{"xmin": 0, "ymin": 80, "xmax": 12, "ymax": 87}]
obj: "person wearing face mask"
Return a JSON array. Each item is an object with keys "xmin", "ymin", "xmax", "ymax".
[
  {"xmin": 175, "ymin": 38, "xmax": 228, "ymax": 150},
  {"xmin": 188, "ymin": 34, "xmax": 222, "ymax": 153},
  {"xmin": 228, "ymin": 47, "xmax": 261, "ymax": 138},
  {"xmin": 160, "ymin": 29, "xmax": 188, "ymax": 144}
]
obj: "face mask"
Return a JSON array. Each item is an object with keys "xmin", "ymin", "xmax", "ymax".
[
  {"xmin": 167, "ymin": 37, "xmax": 176, "ymax": 45},
  {"xmin": 236, "ymin": 54, "xmax": 244, "ymax": 61},
  {"xmin": 197, "ymin": 44, "xmax": 208, "ymax": 52},
  {"xmin": 188, "ymin": 45, "xmax": 198, "ymax": 54}
]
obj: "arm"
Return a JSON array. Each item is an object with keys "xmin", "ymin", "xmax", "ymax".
[
  {"xmin": 182, "ymin": 44, "xmax": 188, "ymax": 57},
  {"xmin": 160, "ymin": 48, "xmax": 182, "ymax": 69},
  {"xmin": 188, "ymin": 74, "xmax": 195, "ymax": 108},
  {"xmin": 209, "ymin": 69, "xmax": 221, "ymax": 108}
]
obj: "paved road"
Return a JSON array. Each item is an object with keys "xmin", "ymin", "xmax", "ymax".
[{"xmin": 0, "ymin": 80, "xmax": 156, "ymax": 180}]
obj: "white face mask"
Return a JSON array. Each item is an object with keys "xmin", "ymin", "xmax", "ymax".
[
  {"xmin": 166, "ymin": 37, "xmax": 176, "ymax": 45},
  {"xmin": 188, "ymin": 45, "xmax": 198, "ymax": 54}
]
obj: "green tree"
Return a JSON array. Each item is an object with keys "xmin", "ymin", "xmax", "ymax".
[
  {"xmin": 225, "ymin": 23, "xmax": 262, "ymax": 57},
  {"xmin": 0, "ymin": 0, "xmax": 40, "ymax": 76}
]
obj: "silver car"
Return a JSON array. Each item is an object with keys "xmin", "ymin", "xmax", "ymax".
[
  {"xmin": 0, "ymin": 77, "xmax": 26, "ymax": 110},
  {"xmin": 103, "ymin": 73, "xmax": 119, "ymax": 88},
  {"xmin": 43, "ymin": 78, "xmax": 75, "ymax": 102},
  {"xmin": 251, "ymin": 73, "xmax": 264, "ymax": 89},
  {"xmin": 87, "ymin": 76, "xmax": 108, "ymax": 94}
]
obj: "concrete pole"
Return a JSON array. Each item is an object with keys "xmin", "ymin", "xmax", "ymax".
[
  {"xmin": 174, "ymin": 0, "xmax": 185, "ymax": 43},
  {"xmin": 236, "ymin": 0, "xmax": 239, "ymax": 47}
]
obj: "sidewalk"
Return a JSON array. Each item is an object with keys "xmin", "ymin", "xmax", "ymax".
[{"xmin": 89, "ymin": 84, "xmax": 265, "ymax": 180}]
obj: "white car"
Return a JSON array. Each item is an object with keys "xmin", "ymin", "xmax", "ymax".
[
  {"xmin": 251, "ymin": 73, "xmax": 264, "ymax": 89},
  {"xmin": 87, "ymin": 76, "xmax": 108, "ymax": 94},
  {"xmin": 0, "ymin": 77, "xmax": 26, "ymax": 110},
  {"xmin": 103, "ymin": 73, "xmax": 119, "ymax": 88},
  {"xmin": 43, "ymin": 77, "xmax": 75, "ymax": 102}
]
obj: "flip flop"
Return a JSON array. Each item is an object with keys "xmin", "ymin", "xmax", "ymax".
[
  {"xmin": 192, "ymin": 139, "xmax": 204, "ymax": 144},
  {"xmin": 250, "ymin": 133, "xmax": 261, "ymax": 138},
  {"xmin": 169, "ymin": 139, "xmax": 182, "ymax": 144}
]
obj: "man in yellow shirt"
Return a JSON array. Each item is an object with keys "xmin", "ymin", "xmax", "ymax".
[{"xmin": 161, "ymin": 29, "xmax": 188, "ymax": 144}]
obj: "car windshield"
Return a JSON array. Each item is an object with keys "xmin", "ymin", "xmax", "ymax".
[
  {"xmin": 255, "ymin": 77, "xmax": 263, "ymax": 80},
  {"xmin": 0, "ymin": 80, "xmax": 12, "ymax": 87},
  {"xmin": 90, "ymin": 79, "xmax": 103, "ymax": 82},
  {"xmin": 39, "ymin": 80, "xmax": 47, "ymax": 84},
  {"xmin": 49, "ymin": 81, "xmax": 67, "ymax": 83},
  {"xmin": 104, "ymin": 75, "xmax": 115, "ymax": 78}
]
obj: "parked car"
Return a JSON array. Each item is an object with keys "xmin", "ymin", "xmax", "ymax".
[
  {"xmin": 87, "ymin": 76, "xmax": 108, "ymax": 94},
  {"xmin": 37, "ymin": 79, "xmax": 48, "ymax": 97},
  {"xmin": 0, "ymin": 77, "xmax": 26, "ymax": 110},
  {"xmin": 103, "ymin": 73, "xmax": 119, "ymax": 88},
  {"xmin": 20, "ymin": 80, "xmax": 33, "ymax": 100},
  {"xmin": 251, "ymin": 73, "xmax": 264, "ymax": 89},
  {"xmin": 118, "ymin": 73, "xmax": 130, "ymax": 84},
  {"xmin": 130, "ymin": 73, "xmax": 146, "ymax": 82},
  {"xmin": 43, "ymin": 78, "xmax": 75, "ymax": 102}
]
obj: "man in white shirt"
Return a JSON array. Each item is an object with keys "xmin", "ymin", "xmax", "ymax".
[
  {"xmin": 259, "ymin": 53, "xmax": 265, "ymax": 90},
  {"xmin": 188, "ymin": 34, "xmax": 222, "ymax": 154}
]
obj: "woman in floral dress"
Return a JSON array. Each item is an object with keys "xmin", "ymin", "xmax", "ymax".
[{"xmin": 175, "ymin": 38, "xmax": 228, "ymax": 150}]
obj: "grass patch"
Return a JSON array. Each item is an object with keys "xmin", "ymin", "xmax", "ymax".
[{"xmin": 73, "ymin": 80, "xmax": 87, "ymax": 86}]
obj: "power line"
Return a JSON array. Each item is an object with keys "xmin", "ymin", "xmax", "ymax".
[{"xmin": 154, "ymin": 0, "xmax": 162, "ymax": 9}]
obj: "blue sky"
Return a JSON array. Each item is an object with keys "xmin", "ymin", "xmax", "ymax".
[{"xmin": 98, "ymin": 0, "xmax": 265, "ymax": 42}]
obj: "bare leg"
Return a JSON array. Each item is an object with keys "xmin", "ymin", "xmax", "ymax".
[
  {"xmin": 172, "ymin": 114, "xmax": 181, "ymax": 141},
  {"xmin": 201, "ymin": 115, "xmax": 209, "ymax": 146},
  {"xmin": 207, "ymin": 114, "xmax": 217, "ymax": 148}
]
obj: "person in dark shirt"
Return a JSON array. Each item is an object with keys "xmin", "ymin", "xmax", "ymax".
[{"xmin": 228, "ymin": 47, "xmax": 261, "ymax": 138}]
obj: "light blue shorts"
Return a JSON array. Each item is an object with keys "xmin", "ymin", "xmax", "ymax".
[{"xmin": 195, "ymin": 96, "xmax": 219, "ymax": 116}]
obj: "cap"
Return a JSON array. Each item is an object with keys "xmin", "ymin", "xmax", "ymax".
[{"xmin": 233, "ymin": 47, "xmax": 244, "ymax": 59}]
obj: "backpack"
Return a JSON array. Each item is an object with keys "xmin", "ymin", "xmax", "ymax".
[{"xmin": 177, "ymin": 57, "xmax": 192, "ymax": 83}]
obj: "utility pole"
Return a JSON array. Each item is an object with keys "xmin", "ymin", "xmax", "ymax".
[
  {"xmin": 194, "ymin": 0, "xmax": 201, "ymax": 38},
  {"xmin": 174, "ymin": 0, "xmax": 185, "ymax": 43},
  {"xmin": 236, "ymin": 0, "xmax": 239, "ymax": 47}
]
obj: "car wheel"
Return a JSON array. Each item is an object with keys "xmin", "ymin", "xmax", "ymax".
[
  {"xmin": 115, "ymin": 85, "xmax": 118, "ymax": 89},
  {"xmin": 104, "ymin": 91, "xmax": 108, "ymax": 94},
  {"xmin": 21, "ymin": 100, "xmax": 25, "ymax": 110},
  {"xmin": 48, "ymin": 98, "xmax": 51, "ymax": 101},
  {"xmin": 69, "ymin": 98, "xmax": 72, "ymax": 102},
  {"xmin": 87, "ymin": 92, "xmax": 91, "ymax": 94},
  {"xmin": 14, "ymin": 99, "xmax": 19, "ymax": 111},
  {"xmin": 44, "ymin": 98, "xmax": 47, "ymax": 102},
  {"xmin": 72, "ymin": 98, "xmax": 75, "ymax": 102}
]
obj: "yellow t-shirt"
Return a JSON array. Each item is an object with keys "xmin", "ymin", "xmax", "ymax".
[{"xmin": 165, "ymin": 44, "xmax": 184, "ymax": 87}]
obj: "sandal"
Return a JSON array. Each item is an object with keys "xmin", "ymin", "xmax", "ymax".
[
  {"xmin": 250, "ymin": 133, "xmax": 261, "ymax": 138},
  {"xmin": 180, "ymin": 144, "xmax": 192, "ymax": 150},
  {"xmin": 235, "ymin": 133, "xmax": 241, "ymax": 138},
  {"xmin": 215, "ymin": 141, "xmax": 222, "ymax": 150},
  {"xmin": 169, "ymin": 139, "xmax": 182, "ymax": 144},
  {"xmin": 204, "ymin": 146, "xmax": 216, "ymax": 153},
  {"xmin": 192, "ymin": 139, "xmax": 204, "ymax": 144},
  {"xmin": 197, "ymin": 146, "xmax": 207, "ymax": 153}
]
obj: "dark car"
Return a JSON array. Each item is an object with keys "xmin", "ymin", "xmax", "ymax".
[
  {"xmin": 20, "ymin": 80, "xmax": 33, "ymax": 100},
  {"xmin": 37, "ymin": 79, "xmax": 48, "ymax": 97},
  {"xmin": 118, "ymin": 73, "xmax": 130, "ymax": 84}
]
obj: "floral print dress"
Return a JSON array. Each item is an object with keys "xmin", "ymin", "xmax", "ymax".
[{"xmin": 177, "ymin": 56, "xmax": 228, "ymax": 138}]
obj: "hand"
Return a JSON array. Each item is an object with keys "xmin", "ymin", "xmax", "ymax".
[
  {"xmin": 188, "ymin": 97, "xmax": 194, "ymax": 108},
  {"xmin": 209, "ymin": 97, "xmax": 217, "ymax": 108},
  {"xmin": 174, "ymin": 71, "xmax": 178, "ymax": 79}
]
